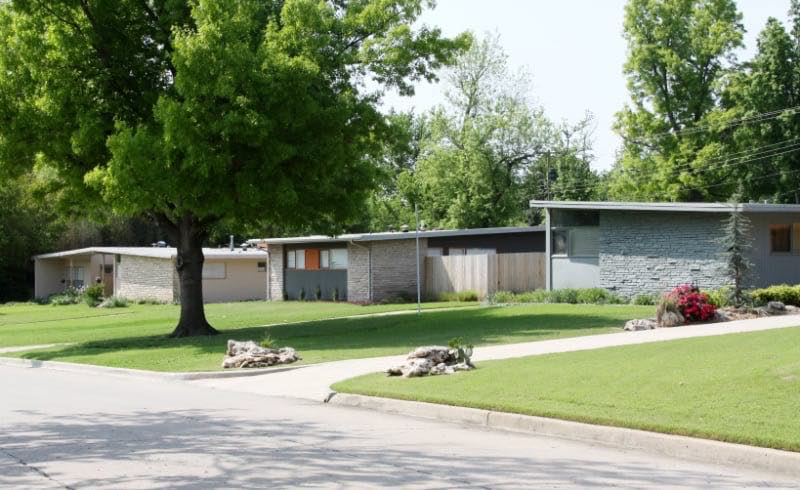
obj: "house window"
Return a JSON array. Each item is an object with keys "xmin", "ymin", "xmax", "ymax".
[
  {"xmin": 296, "ymin": 249, "xmax": 306, "ymax": 269},
  {"xmin": 103, "ymin": 264, "xmax": 113, "ymax": 274},
  {"xmin": 426, "ymin": 247, "xmax": 443, "ymax": 257},
  {"xmin": 771, "ymin": 225, "xmax": 791, "ymax": 253},
  {"xmin": 552, "ymin": 230, "xmax": 568, "ymax": 255},
  {"xmin": 202, "ymin": 263, "xmax": 226, "ymax": 279},
  {"xmin": 449, "ymin": 248, "xmax": 466, "ymax": 256},
  {"xmin": 67, "ymin": 266, "xmax": 85, "ymax": 288},
  {"xmin": 321, "ymin": 250, "xmax": 330, "ymax": 268},
  {"xmin": 569, "ymin": 227, "xmax": 599, "ymax": 257},
  {"xmin": 466, "ymin": 248, "xmax": 496, "ymax": 255},
  {"xmin": 330, "ymin": 249, "xmax": 348, "ymax": 269},
  {"xmin": 257, "ymin": 261, "xmax": 267, "ymax": 272},
  {"xmin": 287, "ymin": 250, "xmax": 296, "ymax": 268}
]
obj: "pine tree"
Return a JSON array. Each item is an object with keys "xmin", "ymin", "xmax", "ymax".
[{"xmin": 719, "ymin": 191, "xmax": 754, "ymax": 306}]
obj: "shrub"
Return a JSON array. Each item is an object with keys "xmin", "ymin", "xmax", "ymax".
[
  {"xmin": 448, "ymin": 336, "xmax": 474, "ymax": 366},
  {"xmin": 48, "ymin": 287, "xmax": 82, "ymax": 306},
  {"xmin": 332, "ymin": 287, "xmax": 340, "ymax": 302},
  {"xmin": 664, "ymin": 284, "xmax": 716, "ymax": 323},
  {"xmin": 633, "ymin": 293, "xmax": 656, "ymax": 306},
  {"xmin": 98, "ymin": 296, "xmax": 129, "ymax": 308},
  {"xmin": 261, "ymin": 335, "xmax": 277, "ymax": 349},
  {"xmin": 706, "ymin": 286, "xmax": 735, "ymax": 308},
  {"xmin": 83, "ymin": 283, "xmax": 105, "ymax": 307},
  {"xmin": 751, "ymin": 284, "xmax": 800, "ymax": 306},
  {"xmin": 488, "ymin": 288, "xmax": 626, "ymax": 305},
  {"xmin": 437, "ymin": 290, "xmax": 479, "ymax": 302},
  {"xmin": 135, "ymin": 298, "xmax": 166, "ymax": 305}
]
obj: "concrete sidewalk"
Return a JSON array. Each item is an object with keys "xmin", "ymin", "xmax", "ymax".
[{"xmin": 191, "ymin": 312, "xmax": 800, "ymax": 401}]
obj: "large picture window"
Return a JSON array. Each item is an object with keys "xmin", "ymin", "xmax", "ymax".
[
  {"xmin": 552, "ymin": 227, "xmax": 599, "ymax": 257},
  {"xmin": 330, "ymin": 249, "xmax": 348, "ymax": 269},
  {"xmin": 202, "ymin": 263, "xmax": 226, "ymax": 279}
]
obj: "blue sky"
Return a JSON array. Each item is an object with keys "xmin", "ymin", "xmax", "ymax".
[{"xmin": 382, "ymin": 0, "xmax": 793, "ymax": 171}]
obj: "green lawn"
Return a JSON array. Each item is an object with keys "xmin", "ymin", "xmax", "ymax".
[
  {"xmin": 0, "ymin": 301, "xmax": 652, "ymax": 372},
  {"xmin": 334, "ymin": 326, "xmax": 800, "ymax": 452}
]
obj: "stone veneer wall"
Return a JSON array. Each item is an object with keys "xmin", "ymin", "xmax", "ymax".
[
  {"xmin": 116, "ymin": 255, "xmax": 175, "ymax": 302},
  {"xmin": 599, "ymin": 211, "xmax": 727, "ymax": 298},
  {"xmin": 267, "ymin": 244, "xmax": 284, "ymax": 301},
  {"xmin": 348, "ymin": 238, "xmax": 427, "ymax": 303}
]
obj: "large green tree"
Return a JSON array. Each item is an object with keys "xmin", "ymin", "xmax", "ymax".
[
  {"xmin": 0, "ymin": 0, "xmax": 467, "ymax": 336},
  {"xmin": 610, "ymin": 0, "xmax": 744, "ymax": 201},
  {"xmin": 721, "ymin": 1, "xmax": 800, "ymax": 203}
]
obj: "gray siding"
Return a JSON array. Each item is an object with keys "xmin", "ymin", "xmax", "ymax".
[
  {"xmin": 598, "ymin": 211, "xmax": 727, "ymax": 297},
  {"xmin": 745, "ymin": 213, "xmax": 800, "ymax": 287},
  {"xmin": 284, "ymin": 270, "xmax": 347, "ymax": 301}
]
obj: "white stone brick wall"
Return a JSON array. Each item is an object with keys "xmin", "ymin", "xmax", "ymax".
[
  {"xmin": 116, "ymin": 255, "xmax": 175, "ymax": 302},
  {"xmin": 347, "ymin": 243, "xmax": 371, "ymax": 303},
  {"xmin": 599, "ymin": 211, "xmax": 728, "ymax": 298},
  {"xmin": 372, "ymin": 238, "xmax": 427, "ymax": 302},
  {"xmin": 267, "ymin": 244, "xmax": 284, "ymax": 301}
]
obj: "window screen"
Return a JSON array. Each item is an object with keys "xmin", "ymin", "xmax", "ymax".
[
  {"xmin": 426, "ymin": 247, "xmax": 443, "ymax": 257},
  {"xmin": 287, "ymin": 250, "xmax": 296, "ymax": 268},
  {"xmin": 296, "ymin": 249, "xmax": 306, "ymax": 269},
  {"xmin": 321, "ymin": 250, "xmax": 330, "ymax": 268},
  {"xmin": 202, "ymin": 263, "xmax": 226, "ymax": 279},
  {"xmin": 771, "ymin": 225, "xmax": 791, "ymax": 253},
  {"xmin": 552, "ymin": 230, "xmax": 568, "ymax": 255},
  {"xmin": 330, "ymin": 249, "xmax": 348, "ymax": 269},
  {"xmin": 569, "ymin": 227, "xmax": 599, "ymax": 257}
]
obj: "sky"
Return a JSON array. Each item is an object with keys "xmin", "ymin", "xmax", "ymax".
[{"xmin": 382, "ymin": 0, "xmax": 794, "ymax": 171}]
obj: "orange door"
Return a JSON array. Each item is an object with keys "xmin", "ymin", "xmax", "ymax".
[{"xmin": 305, "ymin": 249, "xmax": 320, "ymax": 270}]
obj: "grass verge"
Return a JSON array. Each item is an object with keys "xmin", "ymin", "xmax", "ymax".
[
  {"xmin": 1, "ymin": 302, "xmax": 651, "ymax": 372},
  {"xmin": 333, "ymin": 326, "xmax": 800, "ymax": 452}
]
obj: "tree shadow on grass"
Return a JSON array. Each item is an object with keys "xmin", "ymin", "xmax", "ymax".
[
  {"xmin": 0, "ymin": 407, "xmax": 770, "ymax": 489},
  {"xmin": 18, "ymin": 306, "xmax": 639, "ymax": 369}
]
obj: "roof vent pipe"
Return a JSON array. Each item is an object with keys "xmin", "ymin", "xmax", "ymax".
[{"xmin": 229, "ymin": 235, "xmax": 234, "ymax": 252}]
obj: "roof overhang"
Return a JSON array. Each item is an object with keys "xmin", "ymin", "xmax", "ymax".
[
  {"xmin": 529, "ymin": 200, "xmax": 800, "ymax": 214},
  {"xmin": 250, "ymin": 225, "xmax": 545, "ymax": 246},
  {"xmin": 34, "ymin": 247, "xmax": 267, "ymax": 261}
]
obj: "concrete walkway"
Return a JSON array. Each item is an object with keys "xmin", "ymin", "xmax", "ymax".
[
  {"xmin": 192, "ymin": 313, "xmax": 800, "ymax": 401},
  {"xmin": 0, "ymin": 343, "xmax": 68, "ymax": 354}
]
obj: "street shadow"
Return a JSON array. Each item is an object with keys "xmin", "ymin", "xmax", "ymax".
[{"xmin": 0, "ymin": 407, "xmax": 772, "ymax": 489}]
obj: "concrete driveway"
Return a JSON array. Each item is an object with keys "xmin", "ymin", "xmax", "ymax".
[{"xmin": 1, "ymin": 365, "xmax": 797, "ymax": 489}]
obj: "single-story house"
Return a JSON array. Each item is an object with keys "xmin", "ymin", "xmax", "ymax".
[
  {"xmin": 530, "ymin": 200, "xmax": 800, "ymax": 298},
  {"xmin": 250, "ymin": 226, "xmax": 545, "ymax": 302},
  {"xmin": 34, "ymin": 246, "xmax": 268, "ymax": 303}
]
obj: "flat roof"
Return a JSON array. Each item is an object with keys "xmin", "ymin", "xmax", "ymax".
[
  {"xmin": 34, "ymin": 246, "xmax": 267, "ymax": 260},
  {"xmin": 529, "ymin": 200, "xmax": 800, "ymax": 214},
  {"xmin": 250, "ymin": 225, "xmax": 545, "ymax": 245}
]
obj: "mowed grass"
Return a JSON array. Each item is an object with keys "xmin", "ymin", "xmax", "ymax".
[
  {"xmin": 334, "ymin": 326, "xmax": 800, "ymax": 452},
  {"xmin": 0, "ymin": 301, "xmax": 652, "ymax": 372}
]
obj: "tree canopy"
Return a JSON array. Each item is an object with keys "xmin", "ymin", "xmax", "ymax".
[{"xmin": 0, "ymin": 0, "xmax": 468, "ymax": 334}]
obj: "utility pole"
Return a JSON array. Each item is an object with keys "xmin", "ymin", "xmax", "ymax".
[{"xmin": 415, "ymin": 202, "xmax": 421, "ymax": 315}]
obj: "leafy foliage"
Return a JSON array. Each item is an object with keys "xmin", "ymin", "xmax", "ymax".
[
  {"xmin": 751, "ymin": 284, "xmax": 800, "ymax": 306},
  {"xmin": 489, "ymin": 288, "xmax": 627, "ymax": 305},
  {"xmin": 662, "ymin": 284, "xmax": 716, "ymax": 323},
  {"xmin": 718, "ymin": 191, "xmax": 753, "ymax": 306}
]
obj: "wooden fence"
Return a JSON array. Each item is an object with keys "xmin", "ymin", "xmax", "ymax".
[{"xmin": 424, "ymin": 252, "xmax": 546, "ymax": 299}]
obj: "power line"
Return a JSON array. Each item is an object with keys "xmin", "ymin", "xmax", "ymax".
[{"xmin": 646, "ymin": 105, "xmax": 800, "ymax": 139}]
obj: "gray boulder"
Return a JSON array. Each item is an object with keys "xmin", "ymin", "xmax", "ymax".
[
  {"xmin": 767, "ymin": 301, "xmax": 786, "ymax": 314},
  {"xmin": 624, "ymin": 319, "xmax": 658, "ymax": 331},
  {"xmin": 222, "ymin": 340, "xmax": 300, "ymax": 369},
  {"xmin": 659, "ymin": 310, "xmax": 685, "ymax": 328}
]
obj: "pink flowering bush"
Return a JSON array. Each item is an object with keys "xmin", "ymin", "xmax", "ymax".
[{"xmin": 666, "ymin": 284, "xmax": 717, "ymax": 323}]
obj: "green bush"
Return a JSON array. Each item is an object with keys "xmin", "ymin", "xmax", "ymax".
[
  {"xmin": 489, "ymin": 288, "xmax": 627, "ymax": 305},
  {"xmin": 706, "ymin": 287, "xmax": 735, "ymax": 308},
  {"xmin": 437, "ymin": 290, "xmax": 479, "ymax": 302},
  {"xmin": 751, "ymin": 284, "xmax": 800, "ymax": 306},
  {"xmin": 48, "ymin": 288, "xmax": 82, "ymax": 306},
  {"xmin": 261, "ymin": 335, "xmax": 277, "ymax": 349},
  {"xmin": 83, "ymin": 284, "xmax": 105, "ymax": 307},
  {"xmin": 633, "ymin": 293, "xmax": 656, "ymax": 306},
  {"xmin": 98, "ymin": 296, "xmax": 129, "ymax": 308},
  {"xmin": 135, "ymin": 298, "xmax": 166, "ymax": 305}
]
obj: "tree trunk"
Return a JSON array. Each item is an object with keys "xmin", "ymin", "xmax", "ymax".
[{"xmin": 169, "ymin": 216, "xmax": 218, "ymax": 338}]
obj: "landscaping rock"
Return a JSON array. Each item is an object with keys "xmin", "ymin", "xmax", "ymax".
[
  {"xmin": 767, "ymin": 301, "xmax": 786, "ymax": 314},
  {"xmin": 222, "ymin": 340, "xmax": 300, "ymax": 369},
  {"xmin": 713, "ymin": 309, "xmax": 732, "ymax": 322},
  {"xmin": 658, "ymin": 311, "xmax": 684, "ymax": 328},
  {"xmin": 624, "ymin": 319, "xmax": 658, "ymax": 331},
  {"xmin": 387, "ymin": 345, "xmax": 474, "ymax": 378}
]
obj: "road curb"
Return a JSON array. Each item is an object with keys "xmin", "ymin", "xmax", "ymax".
[
  {"xmin": 0, "ymin": 356, "xmax": 307, "ymax": 381},
  {"xmin": 328, "ymin": 393, "xmax": 800, "ymax": 478}
]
